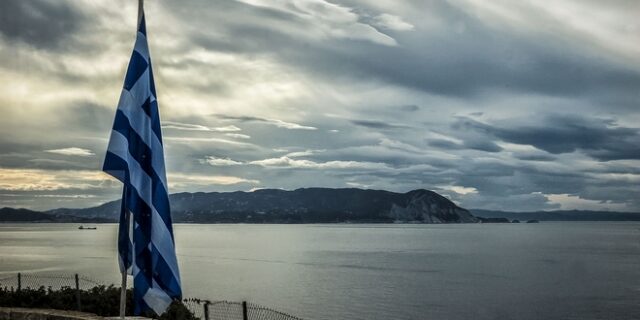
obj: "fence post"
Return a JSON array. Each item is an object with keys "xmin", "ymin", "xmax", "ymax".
[
  {"xmin": 203, "ymin": 301, "xmax": 210, "ymax": 320},
  {"xmin": 17, "ymin": 273, "xmax": 21, "ymax": 292},
  {"xmin": 75, "ymin": 273, "xmax": 82, "ymax": 311},
  {"xmin": 242, "ymin": 301, "xmax": 248, "ymax": 320}
]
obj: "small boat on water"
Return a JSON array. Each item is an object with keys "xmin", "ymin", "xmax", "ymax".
[{"xmin": 78, "ymin": 225, "xmax": 97, "ymax": 230}]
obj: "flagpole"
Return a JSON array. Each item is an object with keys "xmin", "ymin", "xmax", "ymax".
[
  {"xmin": 138, "ymin": 0, "xmax": 144, "ymax": 25},
  {"xmin": 120, "ymin": 2, "xmax": 143, "ymax": 317},
  {"xmin": 119, "ymin": 265, "xmax": 127, "ymax": 319}
]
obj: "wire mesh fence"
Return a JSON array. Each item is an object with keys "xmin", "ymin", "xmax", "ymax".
[
  {"xmin": 182, "ymin": 298, "xmax": 209, "ymax": 319},
  {"xmin": 184, "ymin": 299, "xmax": 305, "ymax": 320},
  {"xmin": 0, "ymin": 273, "xmax": 102, "ymax": 291},
  {"xmin": 246, "ymin": 301, "xmax": 304, "ymax": 320},
  {"xmin": 0, "ymin": 273, "xmax": 305, "ymax": 320}
]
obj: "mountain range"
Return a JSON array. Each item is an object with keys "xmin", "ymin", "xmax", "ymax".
[
  {"xmin": 0, "ymin": 207, "xmax": 111, "ymax": 223},
  {"xmin": 46, "ymin": 188, "xmax": 477, "ymax": 223},
  {"xmin": 2, "ymin": 188, "xmax": 638, "ymax": 223}
]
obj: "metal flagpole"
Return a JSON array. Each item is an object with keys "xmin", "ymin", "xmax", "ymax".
[
  {"xmin": 138, "ymin": 0, "xmax": 144, "ymax": 25},
  {"xmin": 118, "ymin": 196, "xmax": 133, "ymax": 319},
  {"xmin": 120, "ymin": 264, "xmax": 127, "ymax": 319},
  {"xmin": 119, "ymin": 2, "xmax": 144, "ymax": 317}
]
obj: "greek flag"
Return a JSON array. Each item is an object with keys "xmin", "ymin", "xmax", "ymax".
[{"xmin": 103, "ymin": 14, "xmax": 182, "ymax": 316}]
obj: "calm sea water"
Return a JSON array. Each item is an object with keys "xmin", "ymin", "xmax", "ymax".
[{"xmin": 0, "ymin": 223, "xmax": 639, "ymax": 320}]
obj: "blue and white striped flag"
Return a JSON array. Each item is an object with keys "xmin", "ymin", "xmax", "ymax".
[{"xmin": 103, "ymin": 13, "xmax": 182, "ymax": 316}]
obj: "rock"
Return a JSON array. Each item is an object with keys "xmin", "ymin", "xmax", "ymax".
[{"xmin": 388, "ymin": 190, "xmax": 477, "ymax": 223}]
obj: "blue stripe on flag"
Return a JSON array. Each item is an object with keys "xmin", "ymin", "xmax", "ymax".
[
  {"xmin": 141, "ymin": 97, "xmax": 152, "ymax": 117},
  {"xmin": 149, "ymin": 100, "xmax": 163, "ymax": 144},
  {"xmin": 124, "ymin": 51, "xmax": 148, "ymax": 91},
  {"xmin": 148, "ymin": 62, "xmax": 157, "ymax": 97}
]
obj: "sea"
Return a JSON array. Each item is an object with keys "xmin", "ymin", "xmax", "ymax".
[{"xmin": 0, "ymin": 223, "xmax": 639, "ymax": 320}]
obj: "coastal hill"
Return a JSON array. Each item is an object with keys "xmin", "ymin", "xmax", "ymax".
[
  {"xmin": 0, "ymin": 207, "xmax": 55, "ymax": 222},
  {"xmin": 47, "ymin": 188, "xmax": 478, "ymax": 223},
  {"xmin": 0, "ymin": 207, "xmax": 112, "ymax": 223}
]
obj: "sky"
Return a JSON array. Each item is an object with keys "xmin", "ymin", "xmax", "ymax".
[{"xmin": 0, "ymin": 0, "xmax": 639, "ymax": 212}]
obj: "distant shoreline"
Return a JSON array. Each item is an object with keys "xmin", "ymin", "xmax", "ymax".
[
  {"xmin": 2, "ymin": 188, "xmax": 639, "ymax": 224},
  {"xmin": 2, "ymin": 220, "xmax": 640, "ymax": 225}
]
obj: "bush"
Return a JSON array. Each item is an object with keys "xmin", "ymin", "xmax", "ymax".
[{"xmin": 0, "ymin": 285, "xmax": 197, "ymax": 319}]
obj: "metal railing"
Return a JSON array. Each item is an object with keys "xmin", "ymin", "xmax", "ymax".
[{"xmin": 0, "ymin": 273, "xmax": 304, "ymax": 320}]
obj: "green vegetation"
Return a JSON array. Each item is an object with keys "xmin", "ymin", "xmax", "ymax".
[{"xmin": 0, "ymin": 285, "xmax": 196, "ymax": 319}]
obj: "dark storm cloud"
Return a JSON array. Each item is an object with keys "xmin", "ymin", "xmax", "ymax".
[
  {"xmin": 453, "ymin": 114, "xmax": 640, "ymax": 161},
  {"xmin": 0, "ymin": 101, "xmax": 113, "ymax": 147},
  {"xmin": 177, "ymin": 1, "xmax": 324, "ymax": 56},
  {"xmin": 0, "ymin": 145, "xmax": 99, "ymax": 171},
  {"xmin": 312, "ymin": 147, "xmax": 442, "ymax": 169},
  {"xmin": 0, "ymin": 186, "xmax": 120, "ymax": 211},
  {"xmin": 0, "ymin": 0, "xmax": 86, "ymax": 50},
  {"xmin": 215, "ymin": 115, "xmax": 270, "ymax": 123},
  {"xmin": 517, "ymin": 165, "xmax": 594, "ymax": 190},
  {"xmin": 513, "ymin": 154, "xmax": 556, "ymax": 162},
  {"xmin": 0, "ymin": 101, "xmax": 112, "ymax": 173},
  {"xmin": 213, "ymin": 114, "xmax": 317, "ymax": 130},
  {"xmin": 377, "ymin": 2, "xmax": 640, "ymax": 101},
  {"xmin": 350, "ymin": 120, "xmax": 411, "ymax": 130},
  {"xmin": 426, "ymin": 138, "xmax": 502, "ymax": 153},
  {"xmin": 399, "ymin": 105, "xmax": 419, "ymax": 112},
  {"xmin": 66, "ymin": 102, "xmax": 115, "ymax": 134},
  {"xmin": 441, "ymin": 152, "xmax": 636, "ymax": 210},
  {"xmin": 427, "ymin": 139, "xmax": 459, "ymax": 150},
  {"xmin": 461, "ymin": 193, "xmax": 560, "ymax": 212},
  {"xmin": 464, "ymin": 140, "xmax": 502, "ymax": 153},
  {"xmin": 1, "ymin": 0, "xmax": 639, "ymax": 212},
  {"xmin": 172, "ymin": 0, "xmax": 640, "ymax": 103}
]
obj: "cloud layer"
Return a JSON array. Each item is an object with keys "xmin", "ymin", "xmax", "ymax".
[{"xmin": 0, "ymin": 0, "xmax": 639, "ymax": 211}]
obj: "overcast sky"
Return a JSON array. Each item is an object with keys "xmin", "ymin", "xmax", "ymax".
[{"xmin": 0, "ymin": 0, "xmax": 639, "ymax": 212}]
